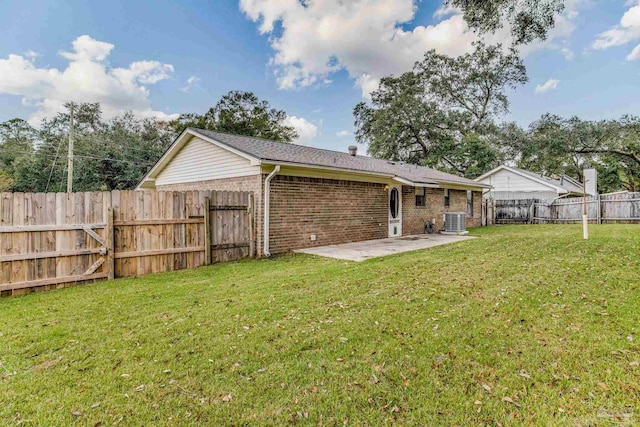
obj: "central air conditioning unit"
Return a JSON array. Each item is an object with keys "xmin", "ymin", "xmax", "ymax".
[{"xmin": 442, "ymin": 212, "xmax": 468, "ymax": 235}]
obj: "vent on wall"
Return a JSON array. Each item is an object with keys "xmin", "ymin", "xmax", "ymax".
[{"xmin": 443, "ymin": 212, "xmax": 467, "ymax": 234}]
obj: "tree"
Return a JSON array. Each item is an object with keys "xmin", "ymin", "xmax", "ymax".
[
  {"xmin": 0, "ymin": 119, "xmax": 37, "ymax": 180},
  {"xmin": 354, "ymin": 43, "xmax": 526, "ymax": 177},
  {"xmin": 415, "ymin": 42, "xmax": 527, "ymax": 131},
  {"xmin": 448, "ymin": 0, "xmax": 565, "ymax": 44},
  {"xmin": 170, "ymin": 91, "xmax": 298, "ymax": 142}
]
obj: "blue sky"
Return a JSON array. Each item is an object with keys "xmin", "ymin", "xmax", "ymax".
[{"xmin": 1, "ymin": 0, "xmax": 640, "ymax": 152}]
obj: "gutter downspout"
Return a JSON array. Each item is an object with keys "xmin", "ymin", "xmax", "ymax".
[{"xmin": 263, "ymin": 165, "xmax": 281, "ymax": 257}]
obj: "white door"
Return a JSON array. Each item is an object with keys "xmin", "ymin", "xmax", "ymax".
[{"xmin": 388, "ymin": 185, "xmax": 402, "ymax": 237}]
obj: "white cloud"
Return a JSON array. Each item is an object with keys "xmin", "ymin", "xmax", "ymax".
[
  {"xmin": 336, "ymin": 130, "xmax": 352, "ymax": 137},
  {"xmin": 180, "ymin": 75, "xmax": 201, "ymax": 92},
  {"xmin": 239, "ymin": 0, "xmax": 581, "ymax": 98},
  {"xmin": 535, "ymin": 78, "xmax": 560, "ymax": 94},
  {"xmin": 284, "ymin": 115, "xmax": 319, "ymax": 144},
  {"xmin": 0, "ymin": 35, "xmax": 178, "ymax": 124},
  {"xmin": 593, "ymin": 0, "xmax": 640, "ymax": 60},
  {"xmin": 627, "ymin": 43, "xmax": 640, "ymax": 60},
  {"xmin": 433, "ymin": 4, "xmax": 459, "ymax": 19}
]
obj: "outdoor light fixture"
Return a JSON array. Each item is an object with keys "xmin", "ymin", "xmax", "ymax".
[{"xmin": 384, "ymin": 185, "xmax": 390, "ymax": 191}]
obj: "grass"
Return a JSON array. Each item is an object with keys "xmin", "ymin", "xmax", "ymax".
[{"xmin": 1, "ymin": 225, "xmax": 639, "ymax": 426}]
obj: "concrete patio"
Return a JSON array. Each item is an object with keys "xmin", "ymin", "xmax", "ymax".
[{"xmin": 295, "ymin": 234, "xmax": 475, "ymax": 262}]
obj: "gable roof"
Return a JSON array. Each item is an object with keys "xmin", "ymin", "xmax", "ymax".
[
  {"xmin": 474, "ymin": 165, "xmax": 584, "ymax": 194},
  {"xmin": 511, "ymin": 167, "xmax": 584, "ymax": 194},
  {"xmin": 139, "ymin": 128, "xmax": 489, "ymax": 190}
]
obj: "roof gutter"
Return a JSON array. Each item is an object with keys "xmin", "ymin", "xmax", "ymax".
[
  {"xmin": 437, "ymin": 181, "xmax": 492, "ymax": 190},
  {"xmin": 263, "ymin": 165, "xmax": 281, "ymax": 257},
  {"xmin": 392, "ymin": 176, "xmax": 439, "ymax": 188},
  {"xmin": 260, "ymin": 160, "xmax": 395, "ymax": 180}
]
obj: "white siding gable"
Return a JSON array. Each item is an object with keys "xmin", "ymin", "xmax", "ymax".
[
  {"xmin": 478, "ymin": 168, "xmax": 563, "ymax": 199},
  {"xmin": 155, "ymin": 137, "xmax": 260, "ymax": 186}
]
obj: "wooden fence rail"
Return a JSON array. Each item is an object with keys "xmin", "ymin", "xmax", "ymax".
[{"xmin": 0, "ymin": 190, "xmax": 254, "ymax": 297}]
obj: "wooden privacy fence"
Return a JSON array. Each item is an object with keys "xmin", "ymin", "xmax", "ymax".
[
  {"xmin": 535, "ymin": 192, "xmax": 640, "ymax": 224},
  {"xmin": 0, "ymin": 190, "xmax": 254, "ymax": 297},
  {"xmin": 484, "ymin": 192, "xmax": 640, "ymax": 225}
]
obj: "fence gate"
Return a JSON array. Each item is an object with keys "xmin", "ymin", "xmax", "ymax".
[
  {"xmin": 494, "ymin": 199, "xmax": 536, "ymax": 224},
  {"xmin": 208, "ymin": 192, "xmax": 255, "ymax": 263}
]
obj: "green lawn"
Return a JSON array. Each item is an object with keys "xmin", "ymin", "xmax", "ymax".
[{"xmin": 1, "ymin": 225, "xmax": 639, "ymax": 426}]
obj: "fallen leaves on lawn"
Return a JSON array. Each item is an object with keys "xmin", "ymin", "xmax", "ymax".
[
  {"xmin": 400, "ymin": 371, "xmax": 409, "ymax": 386},
  {"xmin": 33, "ymin": 357, "xmax": 63, "ymax": 371},
  {"xmin": 519, "ymin": 370, "xmax": 531, "ymax": 379},
  {"xmin": 502, "ymin": 397, "xmax": 520, "ymax": 407},
  {"xmin": 597, "ymin": 382, "xmax": 610, "ymax": 391},
  {"xmin": 221, "ymin": 394, "xmax": 232, "ymax": 402},
  {"xmin": 70, "ymin": 411, "xmax": 82, "ymax": 417}
]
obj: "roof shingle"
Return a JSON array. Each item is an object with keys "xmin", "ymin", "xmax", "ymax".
[{"xmin": 191, "ymin": 128, "xmax": 484, "ymax": 188}]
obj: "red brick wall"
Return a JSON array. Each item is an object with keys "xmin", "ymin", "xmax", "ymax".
[
  {"xmin": 156, "ymin": 175, "xmax": 482, "ymax": 255},
  {"xmin": 268, "ymin": 175, "xmax": 388, "ymax": 254},
  {"xmin": 155, "ymin": 175, "xmax": 262, "ymax": 193},
  {"xmin": 402, "ymin": 187, "xmax": 482, "ymax": 234}
]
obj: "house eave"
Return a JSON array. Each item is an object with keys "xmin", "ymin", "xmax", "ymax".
[
  {"xmin": 261, "ymin": 161, "xmax": 487, "ymax": 190},
  {"xmin": 438, "ymin": 181, "xmax": 492, "ymax": 190},
  {"xmin": 260, "ymin": 160, "xmax": 397, "ymax": 181}
]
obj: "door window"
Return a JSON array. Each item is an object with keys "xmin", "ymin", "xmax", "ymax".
[{"xmin": 390, "ymin": 188, "xmax": 399, "ymax": 218}]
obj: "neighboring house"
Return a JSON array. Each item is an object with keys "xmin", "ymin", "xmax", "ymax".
[
  {"xmin": 474, "ymin": 165, "xmax": 595, "ymax": 201},
  {"xmin": 138, "ymin": 128, "xmax": 489, "ymax": 255}
]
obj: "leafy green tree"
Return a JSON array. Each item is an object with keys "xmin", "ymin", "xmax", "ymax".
[
  {"xmin": 0, "ymin": 119, "xmax": 37, "ymax": 186},
  {"xmin": 448, "ymin": 0, "xmax": 565, "ymax": 44},
  {"xmin": 415, "ymin": 43, "xmax": 527, "ymax": 130},
  {"xmin": 171, "ymin": 91, "xmax": 298, "ymax": 142},
  {"xmin": 354, "ymin": 43, "xmax": 526, "ymax": 177}
]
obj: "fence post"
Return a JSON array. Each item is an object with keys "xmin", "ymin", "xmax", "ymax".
[
  {"xmin": 248, "ymin": 193, "xmax": 256, "ymax": 257},
  {"xmin": 106, "ymin": 207, "xmax": 115, "ymax": 280},
  {"xmin": 597, "ymin": 194, "xmax": 602, "ymax": 224},
  {"xmin": 529, "ymin": 200, "xmax": 534, "ymax": 224},
  {"xmin": 204, "ymin": 197, "xmax": 211, "ymax": 265},
  {"xmin": 491, "ymin": 199, "xmax": 495, "ymax": 225}
]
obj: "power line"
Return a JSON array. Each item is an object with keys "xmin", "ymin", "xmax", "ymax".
[{"xmin": 45, "ymin": 136, "xmax": 64, "ymax": 193}]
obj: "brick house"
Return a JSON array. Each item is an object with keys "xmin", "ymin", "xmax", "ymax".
[{"xmin": 138, "ymin": 128, "xmax": 490, "ymax": 256}]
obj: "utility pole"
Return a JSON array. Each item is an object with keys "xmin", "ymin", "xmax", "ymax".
[{"xmin": 67, "ymin": 104, "xmax": 74, "ymax": 193}]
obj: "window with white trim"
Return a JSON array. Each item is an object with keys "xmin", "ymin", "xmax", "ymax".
[{"xmin": 415, "ymin": 187, "xmax": 426, "ymax": 207}]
